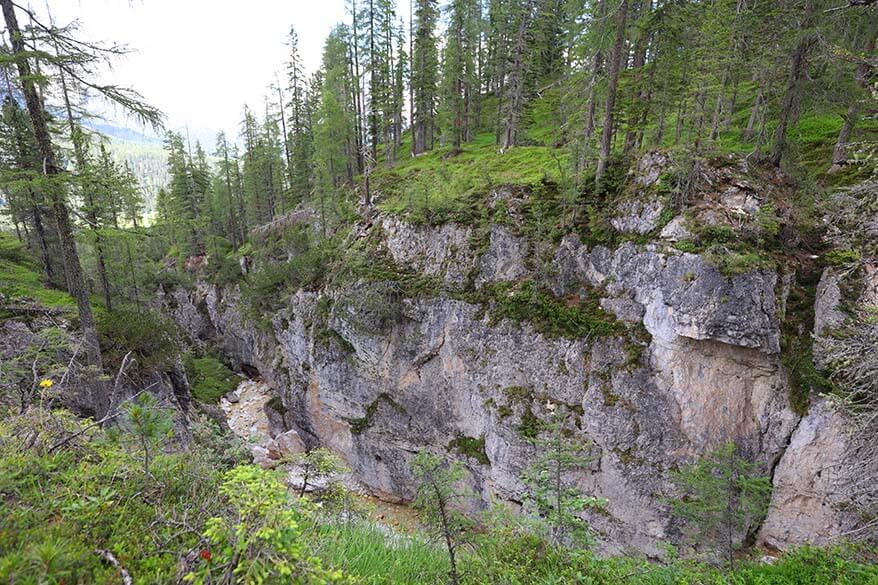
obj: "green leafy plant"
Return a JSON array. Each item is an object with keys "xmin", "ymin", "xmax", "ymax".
[
  {"xmin": 286, "ymin": 447, "xmax": 349, "ymax": 499},
  {"xmin": 671, "ymin": 442, "xmax": 772, "ymax": 567},
  {"xmin": 521, "ymin": 403, "xmax": 605, "ymax": 545},
  {"xmin": 185, "ymin": 465, "xmax": 347, "ymax": 584}
]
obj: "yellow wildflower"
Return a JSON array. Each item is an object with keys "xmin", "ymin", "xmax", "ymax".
[{"xmin": 39, "ymin": 379, "xmax": 54, "ymax": 389}]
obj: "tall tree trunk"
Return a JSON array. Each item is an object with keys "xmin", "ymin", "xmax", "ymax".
[
  {"xmin": 28, "ymin": 190, "xmax": 55, "ymax": 282},
  {"xmin": 368, "ymin": 0, "xmax": 379, "ymax": 164},
  {"xmin": 724, "ymin": 74, "xmax": 740, "ymax": 129},
  {"xmin": 770, "ymin": 0, "xmax": 817, "ymax": 167},
  {"xmin": 580, "ymin": 0, "xmax": 607, "ymax": 172},
  {"xmin": 2, "ymin": 0, "xmax": 104, "ymax": 380},
  {"xmin": 277, "ymin": 85, "xmax": 295, "ymax": 196},
  {"xmin": 624, "ymin": 0, "xmax": 651, "ymax": 153},
  {"xmin": 743, "ymin": 77, "xmax": 764, "ymax": 140},
  {"xmin": 595, "ymin": 0, "xmax": 629, "ymax": 189},
  {"xmin": 829, "ymin": 30, "xmax": 876, "ymax": 172},
  {"xmin": 653, "ymin": 101, "xmax": 666, "ymax": 146},
  {"xmin": 409, "ymin": 0, "xmax": 415, "ymax": 156},
  {"xmin": 500, "ymin": 0, "xmax": 534, "ymax": 152},
  {"xmin": 234, "ymin": 156, "xmax": 247, "ymax": 243},
  {"xmin": 350, "ymin": 3, "xmax": 366, "ymax": 173},
  {"xmin": 222, "ymin": 137, "xmax": 239, "ymax": 248},
  {"xmin": 59, "ymin": 65, "xmax": 113, "ymax": 312},
  {"xmin": 710, "ymin": 0, "xmax": 744, "ymax": 141}
]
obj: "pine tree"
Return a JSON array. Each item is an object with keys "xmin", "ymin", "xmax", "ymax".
[
  {"xmin": 522, "ymin": 403, "xmax": 605, "ymax": 545},
  {"xmin": 499, "ymin": 0, "xmax": 537, "ymax": 151},
  {"xmin": 594, "ymin": 0, "xmax": 629, "ymax": 188},
  {"xmin": 1, "ymin": 0, "xmax": 104, "ymax": 375},
  {"xmin": 411, "ymin": 453, "xmax": 471, "ymax": 585},
  {"xmin": 411, "ymin": 0, "xmax": 440, "ymax": 154},
  {"xmin": 672, "ymin": 442, "xmax": 772, "ymax": 568},
  {"xmin": 285, "ymin": 27, "xmax": 314, "ymax": 204}
]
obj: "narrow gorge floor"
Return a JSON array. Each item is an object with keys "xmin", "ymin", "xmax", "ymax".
[{"xmin": 219, "ymin": 378, "xmax": 423, "ymax": 533}]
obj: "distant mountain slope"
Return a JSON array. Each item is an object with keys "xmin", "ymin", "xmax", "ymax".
[
  {"xmin": 88, "ymin": 122, "xmax": 220, "ymax": 219},
  {"xmin": 86, "ymin": 122, "xmax": 167, "ymax": 218},
  {"xmin": 87, "ymin": 121, "xmax": 164, "ymax": 145}
]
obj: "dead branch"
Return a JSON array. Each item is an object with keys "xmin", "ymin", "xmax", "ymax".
[
  {"xmin": 96, "ymin": 549, "xmax": 132, "ymax": 585},
  {"xmin": 112, "ymin": 351, "xmax": 135, "ymax": 404},
  {"xmin": 47, "ymin": 383, "xmax": 156, "ymax": 453},
  {"xmin": 826, "ymin": 0, "xmax": 878, "ymax": 12}
]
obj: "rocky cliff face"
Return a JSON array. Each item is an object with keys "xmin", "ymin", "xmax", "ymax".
[{"xmin": 164, "ymin": 159, "xmax": 861, "ymax": 558}]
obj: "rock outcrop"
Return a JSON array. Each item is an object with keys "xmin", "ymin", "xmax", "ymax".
[
  {"xmin": 166, "ymin": 221, "xmax": 819, "ymax": 558},
  {"xmin": 163, "ymin": 157, "xmax": 865, "ymax": 557}
]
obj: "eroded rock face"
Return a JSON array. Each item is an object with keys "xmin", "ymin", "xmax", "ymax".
[
  {"xmin": 382, "ymin": 216, "xmax": 474, "ymax": 287},
  {"xmin": 758, "ymin": 398, "xmax": 854, "ymax": 549},
  {"xmin": 166, "ymin": 214, "xmax": 828, "ymax": 557},
  {"xmin": 814, "ymin": 269, "xmax": 847, "ymax": 338},
  {"xmin": 476, "ymin": 226, "xmax": 529, "ymax": 285},
  {"xmin": 610, "ymin": 198, "xmax": 665, "ymax": 234},
  {"xmin": 553, "ymin": 238, "xmax": 781, "ymax": 353}
]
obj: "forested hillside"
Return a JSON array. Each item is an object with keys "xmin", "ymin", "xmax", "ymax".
[{"xmin": 2, "ymin": 0, "xmax": 878, "ymax": 582}]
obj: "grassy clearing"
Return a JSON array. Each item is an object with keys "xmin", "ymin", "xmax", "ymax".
[
  {"xmin": 311, "ymin": 522, "xmax": 449, "ymax": 584},
  {"xmin": 0, "ymin": 234, "xmax": 75, "ymax": 314},
  {"xmin": 373, "ymin": 130, "xmax": 568, "ymax": 224}
]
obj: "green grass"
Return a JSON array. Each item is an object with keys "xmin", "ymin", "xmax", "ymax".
[
  {"xmin": 312, "ymin": 522, "xmax": 449, "ymax": 584},
  {"xmin": 373, "ymin": 130, "xmax": 568, "ymax": 224},
  {"xmin": 0, "ymin": 233, "xmax": 75, "ymax": 316}
]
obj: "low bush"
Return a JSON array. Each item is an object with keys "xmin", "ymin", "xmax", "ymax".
[
  {"xmin": 96, "ymin": 306, "xmax": 180, "ymax": 373},
  {"xmin": 185, "ymin": 355, "xmax": 240, "ymax": 404}
]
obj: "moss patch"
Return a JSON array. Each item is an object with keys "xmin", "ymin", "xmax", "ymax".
[
  {"xmin": 348, "ymin": 393, "xmax": 405, "ymax": 435},
  {"xmin": 464, "ymin": 280, "xmax": 622, "ymax": 340},
  {"xmin": 185, "ymin": 355, "xmax": 240, "ymax": 404},
  {"xmin": 0, "ymin": 234, "xmax": 75, "ymax": 317},
  {"xmin": 779, "ymin": 273, "xmax": 833, "ymax": 415},
  {"xmin": 447, "ymin": 434, "xmax": 489, "ymax": 465},
  {"xmin": 517, "ymin": 406, "xmax": 541, "ymax": 440}
]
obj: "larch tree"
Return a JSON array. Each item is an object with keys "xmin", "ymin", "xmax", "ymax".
[
  {"xmin": 411, "ymin": 0, "xmax": 440, "ymax": 154},
  {"xmin": 1, "ymin": 0, "xmax": 160, "ymax": 396},
  {"xmin": 594, "ymin": 0, "xmax": 629, "ymax": 189}
]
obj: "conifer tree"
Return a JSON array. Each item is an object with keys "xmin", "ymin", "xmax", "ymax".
[
  {"xmin": 1, "ymin": 0, "xmax": 103, "ymax": 372},
  {"xmin": 411, "ymin": 0, "xmax": 440, "ymax": 154},
  {"xmin": 594, "ymin": 0, "xmax": 629, "ymax": 188}
]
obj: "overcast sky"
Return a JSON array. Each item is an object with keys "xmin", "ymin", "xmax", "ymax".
[{"xmin": 44, "ymin": 0, "xmax": 405, "ymax": 143}]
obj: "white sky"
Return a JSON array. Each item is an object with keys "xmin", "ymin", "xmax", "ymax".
[{"xmin": 44, "ymin": 0, "xmax": 404, "ymax": 143}]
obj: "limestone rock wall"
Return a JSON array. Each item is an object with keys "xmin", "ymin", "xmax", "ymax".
[{"xmin": 162, "ymin": 208, "xmax": 865, "ymax": 557}]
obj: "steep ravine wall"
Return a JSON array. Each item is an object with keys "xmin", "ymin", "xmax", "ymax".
[{"xmin": 164, "ymin": 218, "xmax": 856, "ymax": 558}]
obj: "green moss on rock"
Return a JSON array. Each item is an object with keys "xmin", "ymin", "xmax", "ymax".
[{"xmin": 447, "ymin": 434, "xmax": 489, "ymax": 465}]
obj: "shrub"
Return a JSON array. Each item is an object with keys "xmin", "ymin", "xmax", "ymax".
[
  {"xmin": 96, "ymin": 306, "xmax": 180, "ymax": 373},
  {"xmin": 241, "ymin": 241, "xmax": 336, "ymax": 316},
  {"xmin": 671, "ymin": 442, "xmax": 772, "ymax": 568},
  {"xmin": 185, "ymin": 465, "xmax": 348, "ymax": 584},
  {"xmin": 824, "ymin": 248, "xmax": 862, "ymax": 267},
  {"xmin": 485, "ymin": 280, "xmax": 621, "ymax": 339},
  {"xmin": 185, "ymin": 355, "xmax": 240, "ymax": 404}
]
